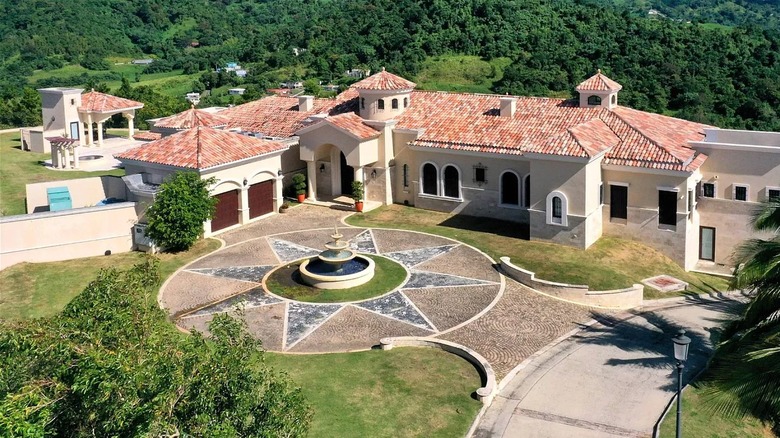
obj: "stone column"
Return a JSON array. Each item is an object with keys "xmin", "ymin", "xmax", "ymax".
[
  {"xmin": 125, "ymin": 113, "xmax": 135, "ymax": 138},
  {"xmin": 306, "ymin": 160, "xmax": 318, "ymax": 201},
  {"xmin": 97, "ymin": 122, "xmax": 104, "ymax": 147},
  {"xmin": 86, "ymin": 115, "xmax": 94, "ymax": 146},
  {"xmin": 72, "ymin": 146, "xmax": 79, "ymax": 169}
]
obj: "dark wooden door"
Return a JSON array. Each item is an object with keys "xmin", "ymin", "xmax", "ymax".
[
  {"xmin": 340, "ymin": 151, "xmax": 354, "ymax": 195},
  {"xmin": 610, "ymin": 185, "xmax": 628, "ymax": 219},
  {"xmin": 248, "ymin": 180, "xmax": 273, "ymax": 219},
  {"xmin": 658, "ymin": 190, "xmax": 678, "ymax": 226},
  {"xmin": 211, "ymin": 189, "xmax": 239, "ymax": 232}
]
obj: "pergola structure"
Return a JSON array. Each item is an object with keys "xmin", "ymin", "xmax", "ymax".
[
  {"xmin": 46, "ymin": 136, "xmax": 81, "ymax": 169},
  {"xmin": 78, "ymin": 90, "xmax": 144, "ymax": 147}
]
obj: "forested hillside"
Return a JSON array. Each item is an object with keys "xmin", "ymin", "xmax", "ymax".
[
  {"xmin": 606, "ymin": 0, "xmax": 780, "ymax": 29},
  {"xmin": 2, "ymin": 0, "xmax": 779, "ymax": 131}
]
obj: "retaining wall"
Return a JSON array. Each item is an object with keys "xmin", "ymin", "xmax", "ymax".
[{"xmin": 499, "ymin": 257, "xmax": 643, "ymax": 309}]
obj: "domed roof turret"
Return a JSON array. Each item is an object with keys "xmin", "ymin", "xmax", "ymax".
[
  {"xmin": 351, "ymin": 68, "xmax": 416, "ymax": 91},
  {"xmin": 576, "ymin": 69, "xmax": 622, "ymax": 92}
]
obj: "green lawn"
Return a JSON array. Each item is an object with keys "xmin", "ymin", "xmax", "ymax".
[
  {"xmin": 0, "ymin": 132, "xmax": 124, "ymax": 216},
  {"xmin": 415, "ymin": 55, "xmax": 512, "ymax": 94},
  {"xmin": 266, "ymin": 255, "xmax": 407, "ymax": 302},
  {"xmin": 346, "ymin": 204, "xmax": 730, "ymax": 297},
  {"xmin": 265, "ymin": 348, "xmax": 482, "ymax": 438},
  {"xmin": 658, "ymin": 384, "xmax": 775, "ymax": 438},
  {"xmin": 0, "ymin": 238, "xmax": 221, "ymax": 320}
]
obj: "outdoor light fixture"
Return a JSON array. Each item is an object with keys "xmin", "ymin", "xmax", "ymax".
[
  {"xmin": 672, "ymin": 329, "xmax": 691, "ymax": 438},
  {"xmin": 371, "ymin": 169, "xmax": 377, "ymax": 179},
  {"xmin": 278, "ymin": 169, "xmax": 283, "ymax": 176},
  {"xmin": 242, "ymin": 178, "xmax": 248, "ymax": 186},
  {"xmin": 320, "ymin": 164, "xmax": 325, "ymax": 173}
]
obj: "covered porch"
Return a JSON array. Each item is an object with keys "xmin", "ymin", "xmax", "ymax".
[{"xmin": 78, "ymin": 90, "xmax": 144, "ymax": 148}]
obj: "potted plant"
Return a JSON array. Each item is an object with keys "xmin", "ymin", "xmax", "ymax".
[
  {"xmin": 292, "ymin": 173, "xmax": 307, "ymax": 203},
  {"xmin": 351, "ymin": 180, "xmax": 364, "ymax": 212},
  {"xmin": 279, "ymin": 201, "xmax": 290, "ymax": 213}
]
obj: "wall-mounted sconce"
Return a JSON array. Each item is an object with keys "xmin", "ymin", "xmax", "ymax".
[
  {"xmin": 320, "ymin": 163, "xmax": 325, "ymax": 173},
  {"xmin": 71, "ymin": 99, "xmax": 75, "ymax": 105},
  {"xmin": 242, "ymin": 178, "xmax": 248, "ymax": 186},
  {"xmin": 371, "ymin": 169, "xmax": 377, "ymax": 179},
  {"xmin": 278, "ymin": 169, "xmax": 283, "ymax": 176},
  {"xmin": 51, "ymin": 116, "xmax": 56, "ymax": 122}
]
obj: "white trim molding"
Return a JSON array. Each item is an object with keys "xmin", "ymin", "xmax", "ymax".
[{"xmin": 546, "ymin": 191, "xmax": 569, "ymax": 227}]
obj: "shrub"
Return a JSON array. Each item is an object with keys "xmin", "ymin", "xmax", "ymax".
[{"xmin": 292, "ymin": 173, "xmax": 307, "ymax": 196}]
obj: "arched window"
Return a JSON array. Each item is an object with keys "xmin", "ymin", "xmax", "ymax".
[
  {"xmin": 392, "ymin": 98, "xmax": 399, "ymax": 109},
  {"xmin": 611, "ymin": 94, "xmax": 616, "ymax": 105},
  {"xmin": 361, "ymin": 98, "xmax": 365, "ymax": 109},
  {"xmin": 587, "ymin": 95, "xmax": 602, "ymax": 106},
  {"xmin": 421, "ymin": 163, "xmax": 437, "ymax": 195},
  {"xmin": 403, "ymin": 164, "xmax": 409, "ymax": 188},
  {"xmin": 404, "ymin": 97, "xmax": 409, "ymax": 108},
  {"xmin": 524, "ymin": 175, "xmax": 530, "ymax": 208},
  {"xmin": 443, "ymin": 165, "xmax": 460, "ymax": 198},
  {"xmin": 378, "ymin": 99, "xmax": 385, "ymax": 110},
  {"xmin": 500, "ymin": 171, "xmax": 520, "ymax": 205},
  {"xmin": 546, "ymin": 191, "xmax": 568, "ymax": 226}
]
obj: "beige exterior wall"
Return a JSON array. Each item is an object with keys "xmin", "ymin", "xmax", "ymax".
[
  {"xmin": 26, "ymin": 176, "xmax": 127, "ymax": 214},
  {"xmin": 358, "ymin": 89, "xmax": 412, "ymax": 121},
  {"xmin": 0, "ymin": 203, "xmax": 137, "ymax": 270},
  {"xmin": 694, "ymin": 147, "xmax": 780, "ymax": 202},
  {"xmin": 35, "ymin": 88, "xmax": 84, "ymax": 152}
]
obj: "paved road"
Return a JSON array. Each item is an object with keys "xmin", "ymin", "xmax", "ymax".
[{"xmin": 474, "ymin": 295, "xmax": 745, "ymax": 438}]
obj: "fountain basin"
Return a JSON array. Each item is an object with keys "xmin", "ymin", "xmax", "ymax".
[{"xmin": 299, "ymin": 255, "xmax": 375, "ymax": 289}]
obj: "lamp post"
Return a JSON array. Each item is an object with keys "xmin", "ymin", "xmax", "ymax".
[{"xmin": 672, "ymin": 329, "xmax": 691, "ymax": 438}]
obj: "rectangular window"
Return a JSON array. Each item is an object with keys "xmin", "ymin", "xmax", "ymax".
[
  {"xmin": 659, "ymin": 190, "xmax": 678, "ymax": 228},
  {"xmin": 734, "ymin": 185, "xmax": 748, "ymax": 201},
  {"xmin": 599, "ymin": 183, "xmax": 604, "ymax": 205},
  {"xmin": 473, "ymin": 164, "xmax": 487, "ymax": 185},
  {"xmin": 768, "ymin": 188, "xmax": 780, "ymax": 201},
  {"xmin": 687, "ymin": 189, "xmax": 694, "ymax": 213},
  {"xmin": 702, "ymin": 183, "xmax": 715, "ymax": 198},
  {"xmin": 403, "ymin": 164, "xmax": 409, "ymax": 188},
  {"xmin": 610, "ymin": 185, "xmax": 628, "ymax": 220},
  {"xmin": 69, "ymin": 121, "xmax": 80, "ymax": 140},
  {"xmin": 700, "ymin": 227, "xmax": 716, "ymax": 261}
]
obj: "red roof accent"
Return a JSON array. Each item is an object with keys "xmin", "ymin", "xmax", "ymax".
[
  {"xmin": 320, "ymin": 113, "xmax": 380, "ymax": 140},
  {"xmin": 576, "ymin": 70, "xmax": 622, "ymax": 92},
  {"xmin": 80, "ymin": 91, "xmax": 143, "ymax": 113},
  {"xmin": 218, "ymin": 89, "xmax": 358, "ymax": 137},
  {"xmin": 115, "ymin": 126, "xmax": 287, "ymax": 170},
  {"xmin": 133, "ymin": 131, "xmax": 162, "ymax": 141},
  {"xmin": 153, "ymin": 107, "xmax": 228, "ymax": 129},
  {"xmin": 529, "ymin": 118, "xmax": 619, "ymax": 158},
  {"xmin": 351, "ymin": 69, "xmax": 416, "ymax": 91}
]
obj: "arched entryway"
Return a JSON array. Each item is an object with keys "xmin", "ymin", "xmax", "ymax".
[{"xmin": 340, "ymin": 151, "xmax": 354, "ymax": 195}]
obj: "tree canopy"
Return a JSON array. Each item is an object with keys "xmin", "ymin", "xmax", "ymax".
[{"xmin": 0, "ymin": 258, "xmax": 312, "ymax": 436}]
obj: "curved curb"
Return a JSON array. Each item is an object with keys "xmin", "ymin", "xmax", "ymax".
[{"xmin": 379, "ymin": 336, "xmax": 496, "ymax": 405}]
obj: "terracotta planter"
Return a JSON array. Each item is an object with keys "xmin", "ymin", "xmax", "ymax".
[
  {"xmin": 297, "ymin": 194, "xmax": 306, "ymax": 203},
  {"xmin": 355, "ymin": 201, "xmax": 364, "ymax": 212}
]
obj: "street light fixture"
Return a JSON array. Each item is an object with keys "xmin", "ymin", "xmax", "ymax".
[{"xmin": 672, "ymin": 329, "xmax": 691, "ymax": 438}]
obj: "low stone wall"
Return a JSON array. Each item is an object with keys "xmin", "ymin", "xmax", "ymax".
[
  {"xmin": 499, "ymin": 257, "xmax": 643, "ymax": 309},
  {"xmin": 26, "ymin": 176, "xmax": 128, "ymax": 214},
  {"xmin": 379, "ymin": 337, "xmax": 496, "ymax": 405},
  {"xmin": 0, "ymin": 203, "xmax": 137, "ymax": 270}
]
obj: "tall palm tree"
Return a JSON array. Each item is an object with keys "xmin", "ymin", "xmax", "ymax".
[{"xmin": 704, "ymin": 199, "xmax": 780, "ymax": 425}]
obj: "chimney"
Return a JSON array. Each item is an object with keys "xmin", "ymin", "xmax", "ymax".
[
  {"xmin": 298, "ymin": 95, "xmax": 314, "ymax": 112},
  {"xmin": 499, "ymin": 97, "xmax": 517, "ymax": 118}
]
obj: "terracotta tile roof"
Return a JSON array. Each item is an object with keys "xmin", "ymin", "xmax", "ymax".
[
  {"xmin": 153, "ymin": 107, "xmax": 228, "ymax": 129},
  {"xmin": 576, "ymin": 70, "xmax": 622, "ymax": 92},
  {"xmin": 398, "ymin": 90, "xmax": 709, "ymax": 171},
  {"xmin": 79, "ymin": 91, "xmax": 143, "ymax": 113},
  {"xmin": 116, "ymin": 126, "xmax": 288, "ymax": 170},
  {"xmin": 319, "ymin": 113, "xmax": 380, "ymax": 140},
  {"xmin": 218, "ymin": 89, "xmax": 358, "ymax": 137},
  {"xmin": 133, "ymin": 131, "xmax": 162, "ymax": 141},
  {"xmin": 351, "ymin": 68, "xmax": 416, "ymax": 91}
]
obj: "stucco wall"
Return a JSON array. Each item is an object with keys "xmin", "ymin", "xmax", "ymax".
[
  {"xmin": 26, "ymin": 176, "xmax": 128, "ymax": 214},
  {"xmin": 0, "ymin": 203, "xmax": 137, "ymax": 270},
  {"xmin": 694, "ymin": 147, "xmax": 780, "ymax": 202},
  {"xmin": 358, "ymin": 89, "xmax": 412, "ymax": 121},
  {"xmin": 697, "ymin": 198, "xmax": 764, "ymax": 266}
]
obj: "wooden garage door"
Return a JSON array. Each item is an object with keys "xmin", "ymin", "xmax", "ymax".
[
  {"xmin": 211, "ymin": 189, "xmax": 239, "ymax": 232},
  {"xmin": 248, "ymin": 180, "xmax": 274, "ymax": 219}
]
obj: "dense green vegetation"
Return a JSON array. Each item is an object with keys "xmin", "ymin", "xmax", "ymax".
[
  {"xmin": 2, "ymin": 0, "xmax": 779, "ymax": 131},
  {"xmin": 609, "ymin": 0, "xmax": 780, "ymax": 29},
  {"xmin": 0, "ymin": 259, "xmax": 312, "ymax": 436}
]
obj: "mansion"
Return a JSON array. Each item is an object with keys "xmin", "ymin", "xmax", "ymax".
[{"xmin": 86, "ymin": 70, "xmax": 780, "ymax": 271}]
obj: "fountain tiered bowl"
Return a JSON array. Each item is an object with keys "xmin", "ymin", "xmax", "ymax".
[{"xmin": 299, "ymin": 228, "xmax": 375, "ymax": 289}]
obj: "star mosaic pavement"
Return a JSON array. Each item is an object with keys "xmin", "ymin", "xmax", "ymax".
[{"xmin": 177, "ymin": 228, "xmax": 500, "ymax": 351}]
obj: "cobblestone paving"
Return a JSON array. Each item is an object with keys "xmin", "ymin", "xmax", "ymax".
[
  {"xmin": 438, "ymin": 279, "xmax": 595, "ymax": 379},
  {"xmin": 163, "ymin": 205, "xmax": 598, "ymax": 375}
]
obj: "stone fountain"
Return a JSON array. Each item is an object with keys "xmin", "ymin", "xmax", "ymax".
[{"xmin": 299, "ymin": 226, "xmax": 375, "ymax": 289}]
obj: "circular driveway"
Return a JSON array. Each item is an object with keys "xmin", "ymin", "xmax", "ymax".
[{"xmin": 161, "ymin": 226, "xmax": 502, "ymax": 353}]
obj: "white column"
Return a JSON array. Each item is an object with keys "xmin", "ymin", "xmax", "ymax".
[
  {"xmin": 97, "ymin": 122, "xmax": 104, "ymax": 147},
  {"xmin": 63, "ymin": 146, "xmax": 70, "ymax": 169},
  {"xmin": 306, "ymin": 160, "xmax": 318, "ymax": 201},
  {"xmin": 356, "ymin": 165, "xmax": 365, "ymax": 201},
  {"xmin": 125, "ymin": 113, "xmax": 135, "ymax": 138},
  {"xmin": 275, "ymin": 173, "xmax": 284, "ymax": 212},
  {"xmin": 239, "ymin": 186, "xmax": 250, "ymax": 224},
  {"xmin": 72, "ymin": 146, "xmax": 79, "ymax": 169},
  {"xmin": 86, "ymin": 115, "xmax": 94, "ymax": 146}
]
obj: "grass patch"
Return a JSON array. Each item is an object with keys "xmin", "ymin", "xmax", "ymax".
[
  {"xmin": 658, "ymin": 384, "xmax": 775, "ymax": 437},
  {"xmin": 346, "ymin": 204, "xmax": 730, "ymax": 297},
  {"xmin": 0, "ymin": 238, "xmax": 221, "ymax": 320},
  {"xmin": 415, "ymin": 55, "xmax": 511, "ymax": 94},
  {"xmin": 0, "ymin": 132, "xmax": 125, "ymax": 216},
  {"xmin": 265, "ymin": 348, "xmax": 482, "ymax": 438},
  {"xmin": 265, "ymin": 255, "xmax": 407, "ymax": 303}
]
